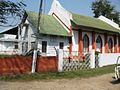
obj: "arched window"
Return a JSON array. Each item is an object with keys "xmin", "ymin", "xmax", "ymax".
[
  {"xmin": 108, "ymin": 38, "xmax": 113, "ymax": 53},
  {"xmin": 83, "ymin": 34, "xmax": 89, "ymax": 52},
  {"xmin": 96, "ymin": 36, "xmax": 102, "ymax": 52}
]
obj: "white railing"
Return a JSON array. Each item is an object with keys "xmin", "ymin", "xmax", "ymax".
[
  {"xmin": 63, "ymin": 51, "xmax": 87, "ymax": 61},
  {"xmin": 62, "ymin": 51, "xmax": 91, "ymax": 71}
]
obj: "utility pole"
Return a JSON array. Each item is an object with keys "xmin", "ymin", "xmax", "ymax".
[
  {"xmin": 37, "ymin": 0, "xmax": 43, "ymax": 32},
  {"xmin": 31, "ymin": 0, "xmax": 43, "ymax": 73}
]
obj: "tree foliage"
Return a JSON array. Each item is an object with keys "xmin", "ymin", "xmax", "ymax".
[
  {"xmin": 0, "ymin": 0, "xmax": 26, "ymax": 24},
  {"xmin": 92, "ymin": 0, "xmax": 120, "ymax": 25}
]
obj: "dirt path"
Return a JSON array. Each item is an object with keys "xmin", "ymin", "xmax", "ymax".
[{"xmin": 0, "ymin": 73, "xmax": 120, "ymax": 90}]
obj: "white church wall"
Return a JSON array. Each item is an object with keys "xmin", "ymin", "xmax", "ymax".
[
  {"xmin": 72, "ymin": 30, "xmax": 79, "ymax": 56},
  {"xmin": 72, "ymin": 30, "xmax": 78, "ymax": 51},
  {"xmin": 99, "ymin": 53, "xmax": 120, "ymax": 67}
]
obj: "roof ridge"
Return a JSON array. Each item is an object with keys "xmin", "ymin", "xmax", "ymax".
[{"xmin": 71, "ymin": 12, "xmax": 98, "ymax": 20}]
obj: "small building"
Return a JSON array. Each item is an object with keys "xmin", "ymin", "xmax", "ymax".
[
  {"xmin": 0, "ymin": 12, "xmax": 27, "ymax": 55},
  {"xmin": 0, "ymin": 26, "xmax": 19, "ymax": 55},
  {"xmin": 21, "ymin": 11, "xmax": 71, "ymax": 56}
]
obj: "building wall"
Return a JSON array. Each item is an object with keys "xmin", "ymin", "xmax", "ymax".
[
  {"xmin": 20, "ymin": 21, "xmax": 36, "ymax": 54},
  {"xmin": 0, "ymin": 34, "xmax": 19, "ymax": 55},
  {"xmin": 0, "ymin": 34, "xmax": 16, "ymax": 39},
  {"xmin": 72, "ymin": 29, "xmax": 119, "ymax": 55},
  {"xmin": 72, "ymin": 30, "xmax": 78, "ymax": 52},
  {"xmin": 22, "ymin": 20, "xmax": 70, "ymax": 56},
  {"xmin": 0, "ymin": 41, "xmax": 18, "ymax": 55},
  {"xmin": 37, "ymin": 35, "xmax": 69, "ymax": 56},
  {"xmin": 27, "ymin": 25, "xmax": 36, "ymax": 51},
  {"xmin": 99, "ymin": 53, "xmax": 120, "ymax": 67},
  {"xmin": 71, "ymin": 30, "xmax": 79, "ymax": 56}
]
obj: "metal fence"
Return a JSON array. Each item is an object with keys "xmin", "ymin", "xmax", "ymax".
[{"xmin": 63, "ymin": 51, "xmax": 91, "ymax": 71}]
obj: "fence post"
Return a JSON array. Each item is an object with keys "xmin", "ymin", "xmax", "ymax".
[
  {"xmin": 58, "ymin": 49, "xmax": 64, "ymax": 72},
  {"xmin": 31, "ymin": 50, "xmax": 37, "ymax": 73},
  {"xmin": 90, "ymin": 49, "xmax": 95, "ymax": 68}
]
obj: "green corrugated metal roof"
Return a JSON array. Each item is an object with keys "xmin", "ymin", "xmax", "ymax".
[
  {"xmin": 72, "ymin": 13, "xmax": 120, "ymax": 33},
  {"xmin": 27, "ymin": 11, "xmax": 71, "ymax": 37}
]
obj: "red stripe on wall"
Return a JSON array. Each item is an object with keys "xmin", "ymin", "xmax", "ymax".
[
  {"xmin": 114, "ymin": 35, "xmax": 117, "ymax": 53},
  {"xmin": 69, "ymin": 37, "xmax": 72, "ymax": 56},
  {"xmin": 78, "ymin": 30, "xmax": 83, "ymax": 53},
  {"xmin": 92, "ymin": 31, "xmax": 96, "ymax": 50},
  {"xmin": 69, "ymin": 25, "xmax": 72, "ymax": 32},
  {"xmin": 104, "ymin": 33, "xmax": 108, "ymax": 53}
]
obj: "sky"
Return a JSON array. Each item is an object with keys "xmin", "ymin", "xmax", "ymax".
[
  {"xmin": 1, "ymin": 0, "xmax": 120, "ymax": 33},
  {"xmin": 14, "ymin": 0, "xmax": 120, "ymax": 17}
]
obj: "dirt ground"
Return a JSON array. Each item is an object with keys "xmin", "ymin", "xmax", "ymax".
[{"xmin": 0, "ymin": 73, "xmax": 120, "ymax": 90}]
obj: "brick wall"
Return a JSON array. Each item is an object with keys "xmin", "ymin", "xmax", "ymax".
[
  {"xmin": 0, "ymin": 56, "xmax": 32, "ymax": 75},
  {"xmin": 0, "ymin": 56, "xmax": 58, "ymax": 75},
  {"xmin": 36, "ymin": 56, "xmax": 58, "ymax": 72}
]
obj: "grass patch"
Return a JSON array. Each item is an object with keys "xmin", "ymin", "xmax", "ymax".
[{"xmin": 0, "ymin": 65, "xmax": 115, "ymax": 81}]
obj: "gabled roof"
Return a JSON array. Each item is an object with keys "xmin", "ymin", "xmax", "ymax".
[
  {"xmin": 72, "ymin": 13, "xmax": 120, "ymax": 33},
  {"xmin": 0, "ymin": 11, "xmax": 27, "ymax": 34},
  {"xmin": 27, "ymin": 11, "xmax": 71, "ymax": 37},
  {"xmin": 0, "ymin": 26, "xmax": 18, "ymax": 35}
]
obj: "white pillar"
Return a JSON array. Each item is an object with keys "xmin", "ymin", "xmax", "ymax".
[
  {"xmin": 27, "ymin": 26, "xmax": 31, "ymax": 51},
  {"xmin": 18, "ymin": 25, "xmax": 22, "ymax": 55},
  {"xmin": 31, "ymin": 50, "xmax": 37, "ymax": 73},
  {"xmin": 90, "ymin": 49, "xmax": 95, "ymax": 68},
  {"xmin": 58, "ymin": 49, "xmax": 64, "ymax": 72}
]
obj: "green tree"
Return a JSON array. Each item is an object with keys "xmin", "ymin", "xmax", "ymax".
[
  {"xmin": 92, "ymin": 0, "xmax": 120, "ymax": 26},
  {"xmin": 0, "ymin": 0, "xmax": 26, "ymax": 24}
]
